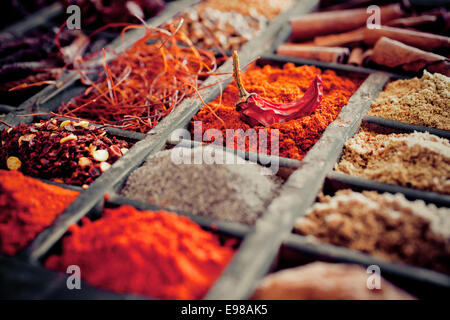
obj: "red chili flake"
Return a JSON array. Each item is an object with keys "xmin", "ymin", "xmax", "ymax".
[{"xmin": 107, "ymin": 145, "xmax": 123, "ymax": 160}]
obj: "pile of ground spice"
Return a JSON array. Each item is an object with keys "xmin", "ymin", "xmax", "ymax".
[
  {"xmin": 0, "ymin": 170, "xmax": 79, "ymax": 256},
  {"xmin": 336, "ymin": 130, "xmax": 450, "ymax": 194},
  {"xmin": 0, "ymin": 119, "xmax": 132, "ymax": 186},
  {"xmin": 178, "ymin": 6, "xmax": 267, "ymax": 51},
  {"xmin": 295, "ymin": 190, "xmax": 450, "ymax": 274},
  {"xmin": 252, "ymin": 262, "xmax": 414, "ymax": 300},
  {"xmin": 192, "ymin": 63, "xmax": 361, "ymax": 160},
  {"xmin": 369, "ymin": 71, "xmax": 450, "ymax": 130},
  {"xmin": 120, "ymin": 147, "xmax": 280, "ymax": 225},
  {"xmin": 45, "ymin": 205, "xmax": 235, "ymax": 300}
]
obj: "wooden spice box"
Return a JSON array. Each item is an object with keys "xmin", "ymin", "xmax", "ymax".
[{"xmin": 1, "ymin": 0, "xmax": 449, "ymax": 300}]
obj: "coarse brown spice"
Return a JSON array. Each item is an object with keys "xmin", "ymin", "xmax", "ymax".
[
  {"xmin": 295, "ymin": 190, "xmax": 450, "ymax": 275},
  {"xmin": 200, "ymin": 0, "xmax": 292, "ymax": 20},
  {"xmin": 176, "ymin": 0, "xmax": 293, "ymax": 52},
  {"xmin": 369, "ymin": 71, "xmax": 450, "ymax": 130},
  {"xmin": 336, "ymin": 129, "xmax": 450, "ymax": 194}
]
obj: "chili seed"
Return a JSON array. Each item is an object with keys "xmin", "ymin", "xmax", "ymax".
[
  {"xmin": 100, "ymin": 162, "xmax": 111, "ymax": 172},
  {"xmin": 60, "ymin": 120, "xmax": 71, "ymax": 128},
  {"xmin": 78, "ymin": 157, "xmax": 92, "ymax": 167},
  {"xmin": 7, "ymin": 157, "xmax": 22, "ymax": 170},
  {"xmin": 60, "ymin": 134, "xmax": 78, "ymax": 144},
  {"xmin": 93, "ymin": 149, "xmax": 109, "ymax": 162},
  {"xmin": 74, "ymin": 121, "xmax": 89, "ymax": 128}
]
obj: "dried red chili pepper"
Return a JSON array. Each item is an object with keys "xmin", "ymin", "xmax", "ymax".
[{"xmin": 232, "ymin": 51, "xmax": 324, "ymax": 126}]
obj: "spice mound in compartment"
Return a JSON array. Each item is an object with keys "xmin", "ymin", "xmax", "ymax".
[
  {"xmin": 120, "ymin": 147, "xmax": 280, "ymax": 225},
  {"xmin": 295, "ymin": 190, "xmax": 450, "ymax": 275},
  {"xmin": 252, "ymin": 262, "xmax": 415, "ymax": 300},
  {"xmin": 0, "ymin": 170, "xmax": 78, "ymax": 256},
  {"xmin": 192, "ymin": 63, "xmax": 361, "ymax": 160},
  {"xmin": 369, "ymin": 71, "xmax": 450, "ymax": 130},
  {"xmin": 177, "ymin": 0, "xmax": 292, "ymax": 51},
  {"xmin": 0, "ymin": 119, "xmax": 132, "ymax": 186},
  {"xmin": 45, "ymin": 205, "xmax": 235, "ymax": 300},
  {"xmin": 335, "ymin": 129, "xmax": 450, "ymax": 194}
]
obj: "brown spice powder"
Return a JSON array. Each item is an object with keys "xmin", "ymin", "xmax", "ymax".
[
  {"xmin": 295, "ymin": 190, "xmax": 450, "ymax": 275},
  {"xmin": 369, "ymin": 71, "xmax": 450, "ymax": 130},
  {"xmin": 335, "ymin": 129, "xmax": 450, "ymax": 194}
]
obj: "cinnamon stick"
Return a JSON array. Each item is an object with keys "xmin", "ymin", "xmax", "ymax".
[
  {"xmin": 277, "ymin": 44, "xmax": 350, "ymax": 63},
  {"xmin": 290, "ymin": 3, "xmax": 404, "ymax": 41},
  {"xmin": 387, "ymin": 15, "xmax": 438, "ymax": 28},
  {"xmin": 364, "ymin": 26, "xmax": 450, "ymax": 51},
  {"xmin": 313, "ymin": 28, "xmax": 365, "ymax": 47},
  {"xmin": 348, "ymin": 47, "xmax": 364, "ymax": 66},
  {"xmin": 371, "ymin": 37, "xmax": 449, "ymax": 75}
]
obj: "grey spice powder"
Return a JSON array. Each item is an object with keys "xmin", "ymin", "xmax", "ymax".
[{"xmin": 120, "ymin": 147, "xmax": 281, "ymax": 225}]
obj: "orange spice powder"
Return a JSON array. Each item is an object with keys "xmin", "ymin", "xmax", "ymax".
[
  {"xmin": 0, "ymin": 170, "xmax": 79, "ymax": 256},
  {"xmin": 192, "ymin": 63, "xmax": 362, "ymax": 160},
  {"xmin": 45, "ymin": 205, "xmax": 235, "ymax": 300}
]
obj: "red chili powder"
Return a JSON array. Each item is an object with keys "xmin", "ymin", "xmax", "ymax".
[
  {"xmin": 45, "ymin": 205, "xmax": 235, "ymax": 300},
  {"xmin": 192, "ymin": 63, "xmax": 362, "ymax": 160},
  {"xmin": 0, "ymin": 170, "xmax": 79, "ymax": 256}
]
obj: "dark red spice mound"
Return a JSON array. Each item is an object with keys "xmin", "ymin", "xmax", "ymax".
[{"xmin": 0, "ymin": 119, "xmax": 132, "ymax": 186}]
